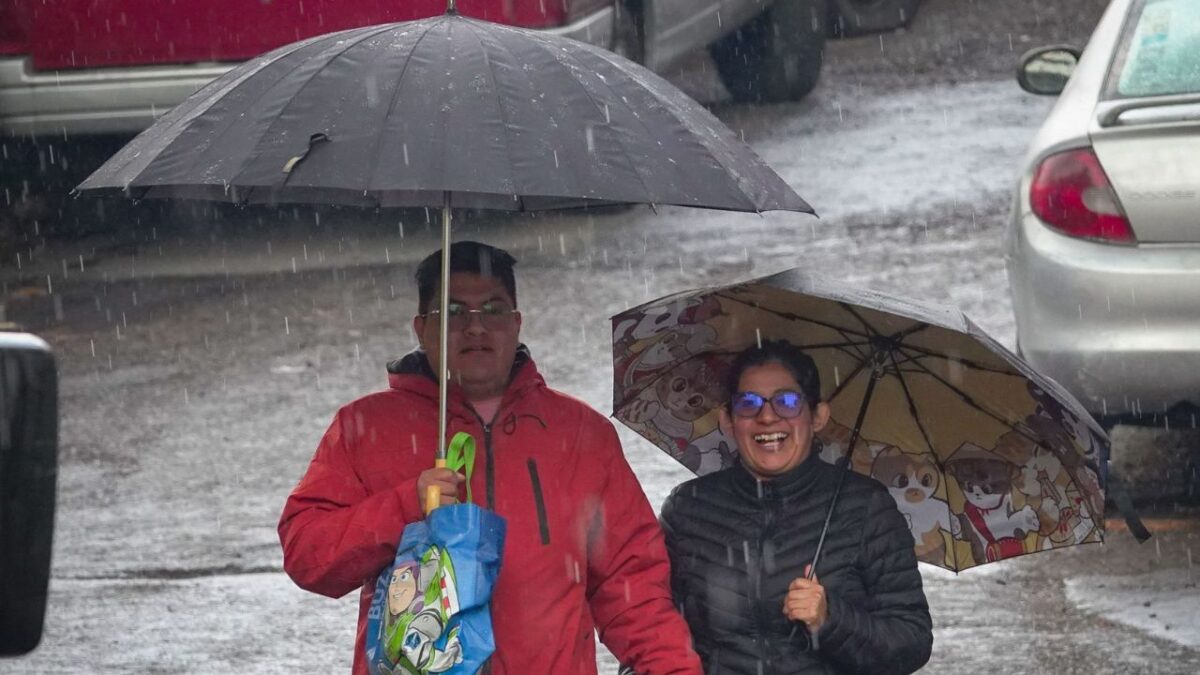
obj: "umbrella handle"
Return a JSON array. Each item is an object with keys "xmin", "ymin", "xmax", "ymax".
[{"xmin": 424, "ymin": 458, "xmax": 448, "ymax": 514}]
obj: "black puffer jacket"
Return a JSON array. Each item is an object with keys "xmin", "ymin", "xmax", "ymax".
[{"xmin": 661, "ymin": 451, "xmax": 932, "ymax": 675}]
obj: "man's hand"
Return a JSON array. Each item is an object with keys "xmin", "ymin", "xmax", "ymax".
[
  {"xmin": 417, "ymin": 468, "xmax": 463, "ymax": 510},
  {"xmin": 783, "ymin": 564, "xmax": 828, "ymax": 632}
]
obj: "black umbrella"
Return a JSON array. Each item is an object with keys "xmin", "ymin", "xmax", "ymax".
[
  {"xmin": 76, "ymin": 14, "xmax": 809, "ymax": 213},
  {"xmin": 78, "ymin": 5, "xmax": 813, "ymax": 506}
]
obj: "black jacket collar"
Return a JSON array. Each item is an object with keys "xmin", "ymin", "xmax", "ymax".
[{"xmin": 730, "ymin": 447, "xmax": 828, "ymax": 501}]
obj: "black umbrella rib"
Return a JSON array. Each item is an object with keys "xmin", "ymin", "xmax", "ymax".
[
  {"xmin": 894, "ymin": 342, "xmax": 1016, "ymax": 376},
  {"xmin": 243, "ymin": 23, "xmax": 406, "ymax": 197},
  {"xmin": 825, "ymin": 357, "xmax": 871, "ymax": 403},
  {"xmin": 887, "ymin": 348, "xmax": 937, "ymax": 456},
  {"xmin": 838, "ymin": 303, "xmax": 885, "ymax": 341},
  {"xmin": 516, "ymin": 28, "xmax": 665, "ymax": 204},
  {"xmin": 363, "ymin": 20, "xmax": 447, "ymax": 205},
  {"xmin": 903, "ymin": 350, "xmax": 1099, "ymax": 460},
  {"xmin": 582, "ymin": 47, "xmax": 754, "ymax": 207},
  {"xmin": 716, "ymin": 293, "xmax": 876, "ymax": 343},
  {"xmin": 119, "ymin": 32, "xmax": 336, "ymax": 188},
  {"xmin": 460, "ymin": 21, "xmax": 521, "ymax": 202}
]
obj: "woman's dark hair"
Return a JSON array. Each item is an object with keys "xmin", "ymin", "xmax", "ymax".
[
  {"xmin": 724, "ymin": 339, "xmax": 822, "ymax": 411},
  {"xmin": 415, "ymin": 241, "xmax": 518, "ymax": 314}
]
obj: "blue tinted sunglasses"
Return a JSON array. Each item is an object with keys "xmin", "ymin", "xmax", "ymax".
[{"xmin": 730, "ymin": 390, "xmax": 807, "ymax": 419}]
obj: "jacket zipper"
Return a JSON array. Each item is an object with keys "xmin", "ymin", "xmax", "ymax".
[
  {"xmin": 756, "ymin": 498, "xmax": 776, "ymax": 669},
  {"xmin": 483, "ymin": 422, "xmax": 495, "ymax": 511},
  {"xmin": 470, "ymin": 406, "xmax": 549, "ymax": 544},
  {"xmin": 527, "ymin": 458, "xmax": 551, "ymax": 545}
]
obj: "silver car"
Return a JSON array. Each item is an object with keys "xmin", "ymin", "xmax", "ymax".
[{"xmin": 1007, "ymin": 0, "xmax": 1200, "ymax": 426}]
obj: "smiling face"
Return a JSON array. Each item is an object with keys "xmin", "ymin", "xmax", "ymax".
[
  {"xmin": 387, "ymin": 565, "xmax": 418, "ymax": 616},
  {"xmin": 721, "ymin": 361, "xmax": 830, "ymax": 481},
  {"xmin": 414, "ymin": 272, "xmax": 522, "ymax": 402}
]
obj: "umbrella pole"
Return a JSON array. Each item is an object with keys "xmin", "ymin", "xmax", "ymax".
[
  {"xmin": 424, "ymin": 192, "xmax": 453, "ymax": 514},
  {"xmin": 807, "ymin": 353, "xmax": 887, "ymax": 578}
]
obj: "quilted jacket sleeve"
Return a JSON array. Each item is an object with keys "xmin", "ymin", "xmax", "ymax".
[
  {"xmin": 583, "ymin": 419, "xmax": 703, "ymax": 675},
  {"xmin": 278, "ymin": 408, "xmax": 425, "ymax": 598},
  {"xmin": 816, "ymin": 487, "xmax": 934, "ymax": 675}
]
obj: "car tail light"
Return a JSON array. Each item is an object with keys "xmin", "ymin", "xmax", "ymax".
[{"xmin": 1029, "ymin": 147, "xmax": 1137, "ymax": 244}]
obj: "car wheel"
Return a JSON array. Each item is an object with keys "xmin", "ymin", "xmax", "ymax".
[
  {"xmin": 828, "ymin": 0, "xmax": 919, "ymax": 38},
  {"xmin": 710, "ymin": 0, "xmax": 826, "ymax": 104}
]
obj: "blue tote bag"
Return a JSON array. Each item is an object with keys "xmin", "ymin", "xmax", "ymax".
[{"xmin": 366, "ymin": 433, "xmax": 506, "ymax": 675}]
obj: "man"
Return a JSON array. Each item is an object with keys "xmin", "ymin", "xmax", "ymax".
[{"xmin": 279, "ymin": 241, "xmax": 701, "ymax": 674}]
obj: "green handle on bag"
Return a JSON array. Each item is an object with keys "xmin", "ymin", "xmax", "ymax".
[{"xmin": 444, "ymin": 432, "xmax": 476, "ymax": 504}]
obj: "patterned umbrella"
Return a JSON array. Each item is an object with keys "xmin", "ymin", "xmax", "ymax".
[{"xmin": 612, "ymin": 268, "xmax": 1137, "ymax": 572}]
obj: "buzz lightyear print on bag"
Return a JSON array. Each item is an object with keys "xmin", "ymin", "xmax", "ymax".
[{"xmin": 366, "ymin": 433, "xmax": 506, "ymax": 675}]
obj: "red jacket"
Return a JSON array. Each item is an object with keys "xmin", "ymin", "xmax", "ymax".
[{"xmin": 279, "ymin": 349, "xmax": 702, "ymax": 674}]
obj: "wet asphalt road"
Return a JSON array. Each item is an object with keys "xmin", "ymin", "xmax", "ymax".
[{"xmin": 3, "ymin": 0, "xmax": 1200, "ymax": 672}]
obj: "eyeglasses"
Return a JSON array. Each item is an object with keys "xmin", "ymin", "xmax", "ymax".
[
  {"xmin": 422, "ymin": 301, "xmax": 518, "ymax": 331},
  {"xmin": 730, "ymin": 390, "xmax": 807, "ymax": 419}
]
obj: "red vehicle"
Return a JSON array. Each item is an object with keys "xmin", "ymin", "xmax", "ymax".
[{"xmin": 0, "ymin": 0, "xmax": 918, "ymax": 137}]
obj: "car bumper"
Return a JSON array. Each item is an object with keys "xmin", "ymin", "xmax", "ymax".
[
  {"xmin": 1007, "ymin": 207, "xmax": 1200, "ymax": 417},
  {"xmin": 0, "ymin": 8, "xmax": 614, "ymax": 137}
]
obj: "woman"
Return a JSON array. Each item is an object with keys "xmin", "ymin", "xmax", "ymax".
[{"xmin": 661, "ymin": 340, "xmax": 932, "ymax": 674}]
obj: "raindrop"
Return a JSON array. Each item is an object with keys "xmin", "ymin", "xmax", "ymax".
[
  {"xmin": 184, "ymin": 388, "xmax": 190, "ymax": 405},
  {"xmin": 755, "ymin": 328, "xmax": 762, "ymax": 349},
  {"xmin": 834, "ymin": 366, "xmax": 841, "ymax": 386},
  {"xmin": 403, "ymin": 143, "xmax": 410, "ymax": 166},
  {"xmin": 89, "ymin": 339, "xmax": 96, "ymax": 357},
  {"xmin": 285, "ymin": 316, "xmax": 291, "ymax": 335},
  {"xmin": 225, "ymin": 311, "xmax": 231, "ymax": 324},
  {"xmin": 292, "ymin": 257, "xmax": 298, "ymax": 273},
  {"xmin": 585, "ymin": 126, "xmax": 595, "ymax": 153},
  {"xmin": 385, "ymin": 247, "xmax": 390, "ymax": 264},
  {"xmin": 559, "ymin": 233, "xmax": 567, "ymax": 256},
  {"xmin": 553, "ymin": 150, "xmax": 560, "ymax": 168},
  {"xmin": 355, "ymin": 343, "xmax": 361, "ymax": 362}
]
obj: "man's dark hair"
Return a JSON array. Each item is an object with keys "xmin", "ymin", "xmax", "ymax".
[
  {"xmin": 415, "ymin": 241, "xmax": 518, "ymax": 314},
  {"xmin": 724, "ymin": 339, "xmax": 821, "ymax": 411}
]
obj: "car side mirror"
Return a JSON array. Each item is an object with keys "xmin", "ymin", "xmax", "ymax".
[
  {"xmin": 1017, "ymin": 46, "xmax": 1082, "ymax": 96},
  {"xmin": 0, "ymin": 332, "xmax": 58, "ymax": 656}
]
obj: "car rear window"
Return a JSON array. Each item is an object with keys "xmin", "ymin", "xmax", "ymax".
[{"xmin": 1113, "ymin": 0, "xmax": 1200, "ymax": 97}]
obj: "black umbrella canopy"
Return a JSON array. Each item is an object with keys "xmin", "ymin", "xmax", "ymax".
[{"xmin": 78, "ymin": 13, "xmax": 812, "ymax": 214}]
